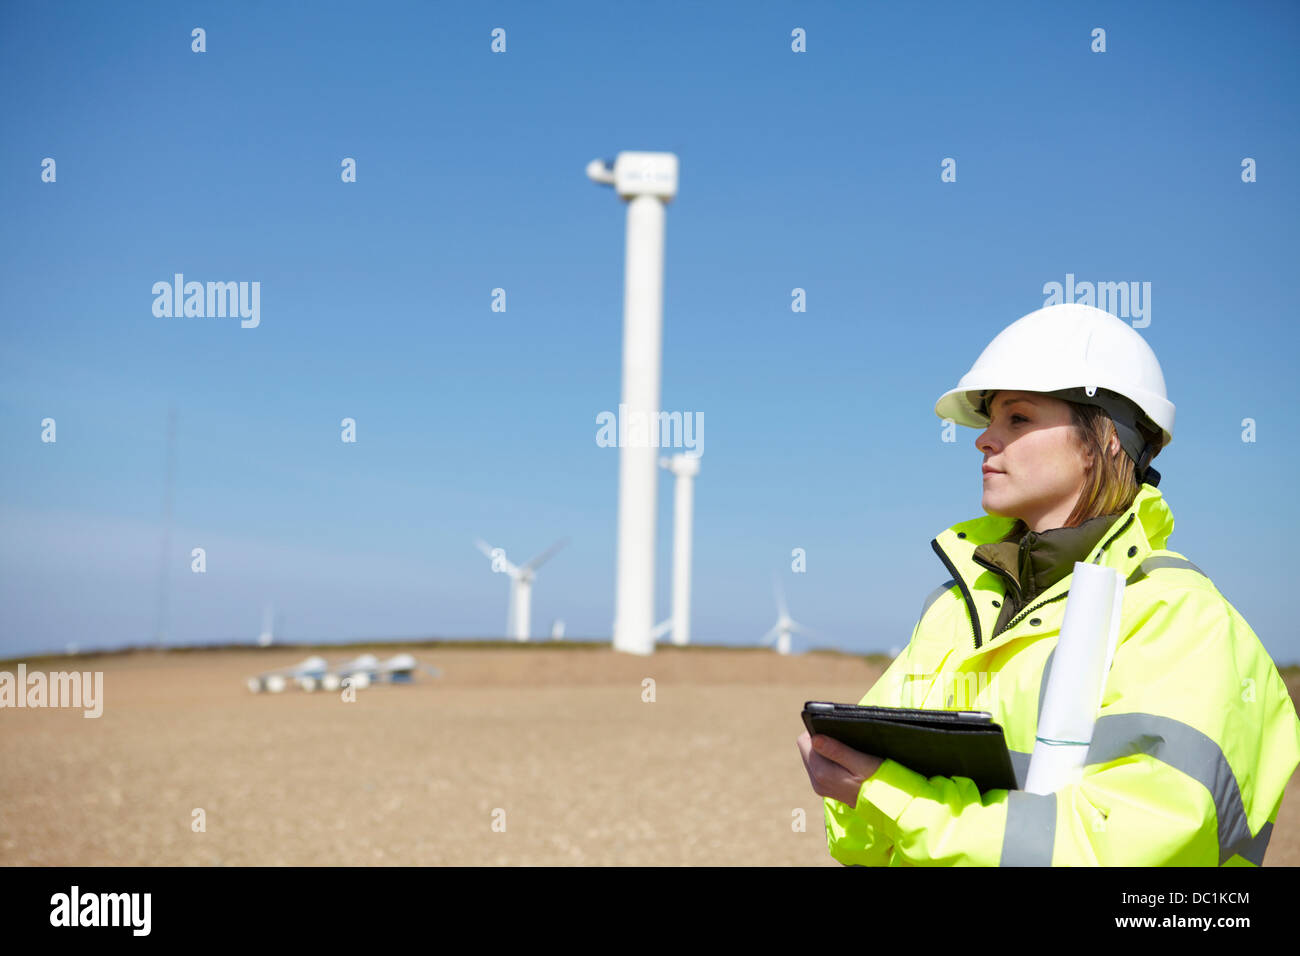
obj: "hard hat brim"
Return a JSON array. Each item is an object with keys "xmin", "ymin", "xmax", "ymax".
[{"xmin": 934, "ymin": 381, "xmax": 1174, "ymax": 451}]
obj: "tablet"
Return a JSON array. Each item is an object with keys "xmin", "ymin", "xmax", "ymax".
[{"xmin": 802, "ymin": 700, "xmax": 1019, "ymax": 792}]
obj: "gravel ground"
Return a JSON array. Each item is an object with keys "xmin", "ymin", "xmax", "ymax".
[{"xmin": 1, "ymin": 645, "xmax": 1296, "ymax": 866}]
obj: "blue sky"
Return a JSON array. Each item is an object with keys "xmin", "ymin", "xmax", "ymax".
[{"xmin": 2, "ymin": 1, "xmax": 1298, "ymax": 663}]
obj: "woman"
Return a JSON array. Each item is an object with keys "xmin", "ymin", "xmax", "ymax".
[{"xmin": 797, "ymin": 303, "xmax": 1300, "ymax": 866}]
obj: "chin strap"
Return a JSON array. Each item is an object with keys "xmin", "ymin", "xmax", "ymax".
[{"xmin": 1137, "ymin": 442, "xmax": 1160, "ymax": 487}]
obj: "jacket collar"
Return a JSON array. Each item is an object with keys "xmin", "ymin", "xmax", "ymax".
[
  {"xmin": 971, "ymin": 512, "xmax": 1121, "ymax": 605},
  {"xmin": 931, "ymin": 482, "xmax": 1174, "ymax": 651}
]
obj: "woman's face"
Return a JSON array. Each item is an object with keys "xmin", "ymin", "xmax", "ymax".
[{"xmin": 975, "ymin": 390, "xmax": 1091, "ymax": 532}]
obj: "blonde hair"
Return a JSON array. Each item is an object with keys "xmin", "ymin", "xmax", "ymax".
[{"xmin": 989, "ymin": 391, "xmax": 1157, "ymax": 537}]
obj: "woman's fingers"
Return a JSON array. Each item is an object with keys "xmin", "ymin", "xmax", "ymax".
[
  {"xmin": 812, "ymin": 735, "xmax": 876, "ymax": 778},
  {"xmin": 798, "ymin": 733, "xmax": 857, "ymax": 804}
]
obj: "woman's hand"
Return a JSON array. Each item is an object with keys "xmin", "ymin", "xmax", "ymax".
[{"xmin": 797, "ymin": 731, "xmax": 885, "ymax": 807}]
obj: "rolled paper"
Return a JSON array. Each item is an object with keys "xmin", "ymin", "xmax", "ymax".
[{"xmin": 1023, "ymin": 561, "xmax": 1125, "ymax": 795}]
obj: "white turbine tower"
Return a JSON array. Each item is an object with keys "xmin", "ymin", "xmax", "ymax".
[
  {"xmin": 761, "ymin": 575, "xmax": 809, "ymax": 656},
  {"xmin": 587, "ymin": 151, "xmax": 679, "ymax": 656},
  {"xmin": 475, "ymin": 537, "xmax": 570, "ymax": 641},
  {"xmin": 653, "ymin": 453, "xmax": 700, "ymax": 645}
]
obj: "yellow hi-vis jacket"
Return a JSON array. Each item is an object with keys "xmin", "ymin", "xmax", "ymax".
[{"xmin": 824, "ymin": 482, "xmax": 1300, "ymax": 866}]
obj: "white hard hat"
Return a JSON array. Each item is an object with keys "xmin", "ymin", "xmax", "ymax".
[{"xmin": 934, "ymin": 304, "xmax": 1175, "ymax": 486}]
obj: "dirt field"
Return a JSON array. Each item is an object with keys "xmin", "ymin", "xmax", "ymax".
[{"xmin": 2, "ymin": 645, "xmax": 1297, "ymax": 867}]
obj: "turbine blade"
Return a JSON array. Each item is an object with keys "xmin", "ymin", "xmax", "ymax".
[
  {"xmin": 522, "ymin": 536, "xmax": 571, "ymax": 573},
  {"xmin": 476, "ymin": 538, "xmax": 519, "ymax": 574}
]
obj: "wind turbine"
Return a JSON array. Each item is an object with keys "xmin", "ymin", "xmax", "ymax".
[
  {"xmin": 761, "ymin": 575, "xmax": 810, "ymax": 656},
  {"xmin": 588, "ymin": 151, "xmax": 679, "ymax": 656},
  {"xmin": 656, "ymin": 453, "xmax": 700, "ymax": 645},
  {"xmin": 475, "ymin": 537, "xmax": 571, "ymax": 640},
  {"xmin": 257, "ymin": 604, "xmax": 274, "ymax": 647}
]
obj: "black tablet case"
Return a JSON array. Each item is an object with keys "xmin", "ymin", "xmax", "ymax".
[{"xmin": 802, "ymin": 701, "xmax": 1019, "ymax": 793}]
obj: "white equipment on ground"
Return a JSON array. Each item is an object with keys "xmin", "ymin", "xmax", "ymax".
[
  {"xmin": 245, "ymin": 653, "xmax": 442, "ymax": 693},
  {"xmin": 326, "ymin": 654, "xmax": 380, "ymax": 690},
  {"xmin": 246, "ymin": 656, "xmax": 328, "ymax": 694},
  {"xmin": 369, "ymin": 653, "xmax": 442, "ymax": 684}
]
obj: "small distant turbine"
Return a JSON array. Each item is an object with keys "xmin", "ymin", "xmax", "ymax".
[
  {"xmin": 257, "ymin": 604, "xmax": 274, "ymax": 647},
  {"xmin": 760, "ymin": 575, "xmax": 810, "ymax": 656},
  {"xmin": 475, "ymin": 537, "xmax": 570, "ymax": 640},
  {"xmin": 656, "ymin": 453, "xmax": 700, "ymax": 645}
]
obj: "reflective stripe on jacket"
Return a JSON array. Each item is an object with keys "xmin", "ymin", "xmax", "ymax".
[{"xmin": 823, "ymin": 482, "xmax": 1300, "ymax": 866}]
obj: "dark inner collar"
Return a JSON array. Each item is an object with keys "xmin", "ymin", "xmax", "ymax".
[{"xmin": 972, "ymin": 512, "xmax": 1122, "ymax": 600}]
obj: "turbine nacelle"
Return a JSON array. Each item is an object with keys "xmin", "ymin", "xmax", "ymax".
[{"xmin": 658, "ymin": 452, "xmax": 700, "ymax": 477}]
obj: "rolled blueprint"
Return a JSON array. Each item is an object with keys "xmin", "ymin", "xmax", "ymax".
[{"xmin": 1023, "ymin": 561, "xmax": 1125, "ymax": 795}]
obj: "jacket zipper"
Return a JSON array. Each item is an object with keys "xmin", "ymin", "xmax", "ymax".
[
  {"xmin": 996, "ymin": 590, "xmax": 1069, "ymax": 638},
  {"xmin": 1092, "ymin": 513, "xmax": 1136, "ymax": 563},
  {"xmin": 931, "ymin": 539, "xmax": 983, "ymax": 650}
]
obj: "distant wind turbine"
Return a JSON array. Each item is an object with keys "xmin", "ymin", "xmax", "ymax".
[
  {"xmin": 258, "ymin": 604, "xmax": 274, "ymax": 647},
  {"xmin": 761, "ymin": 574, "xmax": 811, "ymax": 655},
  {"xmin": 654, "ymin": 453, "xmax": 701, "ymax": 645},
  {"xmin": 475, "ymin": 537, "xmax": 571, "ymax": 640}
]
